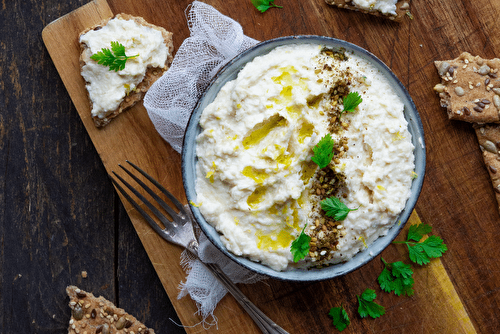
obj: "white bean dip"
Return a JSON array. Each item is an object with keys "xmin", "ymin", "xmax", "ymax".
[
  {"xmin": 195, "ymin": 44, "xmax": 415, "ymax": 271},
  {"xmin": 351, "ymin": 0, "xmax": 398, "ymax": 16}
]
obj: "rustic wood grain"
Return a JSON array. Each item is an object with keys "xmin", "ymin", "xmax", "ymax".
[
  {"xmin": 0, "ymin": 0, "xmax": 184, "ymax": 333},
  {"xmin": 43, "ymin": 0, "xmax": 500, "ymax": 332},
  {"xmin": 3, "ymin": 0, "xmax": 500, "ymax": 332}
]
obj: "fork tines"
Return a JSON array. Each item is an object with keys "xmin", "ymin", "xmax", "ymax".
[{"xmin": 109, "ymin": 161, "xmax": 188, "ymax": 238}]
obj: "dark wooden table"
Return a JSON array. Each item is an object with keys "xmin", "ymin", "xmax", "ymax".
[
  {"xmin": 4, "ymin": 0, "xmax": 500, "ymax": 333},
  {"xmin": 0, "ymin": 1, "xmax": 185, "ymax": 333}
]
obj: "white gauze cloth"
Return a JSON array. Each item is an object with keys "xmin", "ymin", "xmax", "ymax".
[
  {"xmin": 144, "ymin": 0, "xmax": 259, "ymax": 153},
  {"xmin": 144, "ymin": 1, "xmax": 265, "ymax": 325}
]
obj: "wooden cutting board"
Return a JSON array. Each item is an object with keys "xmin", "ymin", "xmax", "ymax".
[{"xmin": 42, "ymin": 0, "xmax": 500, "ymax": 332}]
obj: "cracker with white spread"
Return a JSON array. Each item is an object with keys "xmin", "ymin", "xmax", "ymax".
[
  {"xmin": 79, "ymin": 14, "xmax": 174, "ymax": 127},
  {"xmin": 325, "ymin": 0, "xmax": 411, "ymax": 22}
]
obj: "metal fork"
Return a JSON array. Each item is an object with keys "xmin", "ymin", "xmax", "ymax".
[{"xmin": 109, "ymin": 161, "xmax": 289, "ymax": 334}]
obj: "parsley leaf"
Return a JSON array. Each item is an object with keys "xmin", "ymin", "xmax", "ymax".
[
  {"xmin": 406, "ymin": 243, "xmax": 428, "ymax": 265},
  {"xmin": 290, "ymin": 226, "xmax": 310, "ymax": 262},
  {"xmin": 407, "ymin": 236, "xmax": 448, "ymax": 265},
  {"xmin": 311, "ymin": 133, "xmax": 335, "ymax": 168},
  {"xmin": 90, "ymin": 41, "xmax": 138, "ymax": 72},
  {"xmin": 377, "ymin": 267, "xmax": 394, "ymax": 293},
  {"xmin": 320, "ymin": 196, "xmax": 358, "ymax": 221},
  {"xmin": 420, "ymin": 235, "xmax": 448, "ymax": 258},
  {"xmin": 357, "ymin": 289, "xmax": 385, "ymax": 319},
  {"xmin": 251, "ymin": 0, "xmax": 283, "ymax": 13},
  {"xmin": 328, "ymin": 304, "xmax": 350, "ymax": 331},
  {"xmin": 378, "ymin": 258, "xmax": 414, "ymax": 296},
  {"xmin": 394, "ymin": 223, "xmax": 448, "ymax": 265},
  {"xmin": 407, "ymin": 223, "xmax": 432, "ymax": 242},
  {"xmin": 342, "ymin": 91, "xmax": 362, "ymax": 114}
]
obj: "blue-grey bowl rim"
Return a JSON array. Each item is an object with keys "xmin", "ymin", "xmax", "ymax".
[{"xmin": 181, "ymin": 35, "xmax": 426, "ymax": 282}]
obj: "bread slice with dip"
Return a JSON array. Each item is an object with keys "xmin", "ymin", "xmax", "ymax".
[
  {"xmin": 325, "ymin": 0, "xmax": 411, "ymax": 22},
  {"xmin": 79, "ymin": 14, "xmax": 174, "ymax": 127}
]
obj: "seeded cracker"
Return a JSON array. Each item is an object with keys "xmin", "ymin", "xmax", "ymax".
[
  {"xmin": 324, "ymin": 0, "xmax": 411, "ymax": 22},
  {"xmin": 66, "ymin": 285, "xmax": 155, "ymax": 334},
  {"xmin": 473, "ymin": 124, "xmax": 500, "ymax": 211},
  {"xmin": 434, "ymin": 52, "xmax": 500, "ymax": 123}
]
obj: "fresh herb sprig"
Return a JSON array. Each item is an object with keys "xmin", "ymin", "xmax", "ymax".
[
  {"xmin": 328, "ymin": 304, "xmax": 350, "ymax": 332},
  {"xmin": 341, "ymin": 91, "xmax": 362, "ymax": 117},
  {"xmin": 251, "ymin": 0, "xmax": 283, "ymax": 13},
  {"xmin": 393, "ymin": 223, "xmax": 447, "ymax": 265},
  {"xmin": 290, "ymin": 226, "xmax": 310, "ymax": 262},
  {"xmin": 378, "ymin": 258, "xmax": 414, "ymax": 296},
  {"xmin": 90, "ymin": 41, "xmax": 138, "ymax": 72},
  {"xmin": 325, "ymin": 223, "xmax": 446, "ymax": 330},
  {"xmin": 320, "ymin": 196, "xmax": 358, "ymax": 221},
  {"xmin": 357, "ymin": 289, "xmax": 385, "ymax": 319},
  {"xmin": 311, "ymin": 133, "xmax": 335, "ymax": 168}
]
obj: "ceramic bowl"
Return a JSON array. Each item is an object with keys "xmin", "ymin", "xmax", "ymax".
[{"xmin": 182, "ymin": 36, "xmax": 426, "ymax": 281}]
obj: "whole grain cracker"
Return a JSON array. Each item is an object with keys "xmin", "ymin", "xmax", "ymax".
[
  {"xmin": 434, "ymin": 52, "xmax": 500, "ymax": 123},
  {"xmin": 79, "ymin": 14, "xmax": 174, "ymax": 127},
  {"xmin": 473, "ymin": 123, "xmax": 500, "ymax": 211},
  {"xmin": 325, "ymin": 0, "xmax": 411, "ymax": 22},
  {"xmin": 66, "ymin": 285, "xmax": 155, "ymax": 334}
]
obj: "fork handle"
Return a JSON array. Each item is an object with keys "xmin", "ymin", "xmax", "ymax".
[{"xmin": 203, "ymin": 262, "xmax": 289, "ymax": 334}]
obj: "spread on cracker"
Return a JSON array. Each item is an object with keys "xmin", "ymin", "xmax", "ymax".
[
  {"xmin": 79, "ymin": 14, "xmax": 174, "ymax": 127},
  {"xmin": 325, "ymin": 0, "xmax": 411, "ymax": 22}
]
